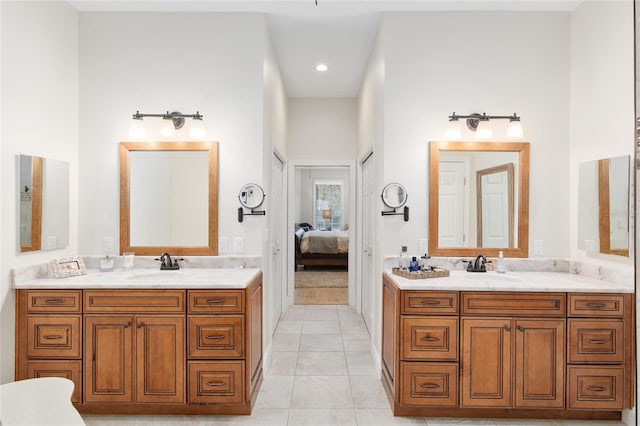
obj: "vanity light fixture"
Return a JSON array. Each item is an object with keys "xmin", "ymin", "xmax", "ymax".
[
  {"xmin": 446, "ymin": 112, "xmax": 524, "ymax": 140},
  {"xmin": 128, "ymin": 111, "xmax": 206, "ymax": 140}
]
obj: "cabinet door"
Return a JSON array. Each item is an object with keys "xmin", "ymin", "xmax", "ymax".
[
  {"xmin": 514, "ymin": 319, "xmax": 565, "ymax": 408},
  {"xmin": 461, "ymin": 317, "xmax": 511, "ymax": 407},
  {"xmin": 85, "ymin": 315, "xmax": 133, "ymax": 403},
  {"xmin": 136, "ymin": 315, "xmax": 185, "ymax": 404}
]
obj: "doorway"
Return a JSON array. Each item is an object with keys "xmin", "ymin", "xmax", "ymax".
[{"xmin": 287, "ymin": 161, "xmax": 356, "ymax": 307}]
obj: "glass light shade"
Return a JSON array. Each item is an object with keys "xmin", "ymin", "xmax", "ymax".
[
  {"xmin": 506, "ymin": 120, "xmax": 524, "ymax": 139},
  {"xmin": 128, "ymin": 119, "xmax": 146, "ymax": 140},
  {"xmin": 475, "ymin": 120, "xmax": 493, "ymax": 139},
  {"xmin": 189, "ymin": 119, "xmax": 206, "ymax": 139},
  {"xmin": 445, "ymin": 120, "xmax": 462, "ymax": 140},
  {"xmin": 159, "ymin": 118, "xmax": 175, "ymax": 138}
]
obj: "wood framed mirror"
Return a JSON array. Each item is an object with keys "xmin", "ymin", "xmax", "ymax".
[
  {"xmin": 428, "ymin": 141, "xmax": 530, "ymax": 258},
  {"xmin": 120, "ymin": 141, "xmax": 218, "ymax": 256}
]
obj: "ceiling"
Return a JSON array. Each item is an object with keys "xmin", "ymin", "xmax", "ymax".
[{"xmin": 68, "ymin": 0, "xmax": 581, "ymax": 98}]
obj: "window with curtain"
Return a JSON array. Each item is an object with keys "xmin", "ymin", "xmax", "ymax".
[{"xmin": 314, "ymin": 181, "xmax": 343, "ymax": 230}]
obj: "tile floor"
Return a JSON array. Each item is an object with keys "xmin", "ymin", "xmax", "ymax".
[{"xmin": 83, "ymin": 304, "xmax": 628, "ymax": 426}]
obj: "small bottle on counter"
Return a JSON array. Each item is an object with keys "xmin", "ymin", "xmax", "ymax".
[
  {"xmin": 399, "ymin": 246, "xmax": 409, "ymax": 270},
  {"xmin": 496, "ymin": 251, "xmax": 506, "ymax": 274},
  {"xmin": 410, "ymin": 256, "xmax": 419, "ymax": 272}
]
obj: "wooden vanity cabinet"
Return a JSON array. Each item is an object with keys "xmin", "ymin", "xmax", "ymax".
[
  {"xmin": 15, "ymin": 290, "xmax": 83, "ymax": 403},
  {"xmin": 381, "ymin": 274, "xmax": 634, "ymax": 421},
  {"xmin": 14, "ymin": 272, "xmax": 263, "ymax": 415}
]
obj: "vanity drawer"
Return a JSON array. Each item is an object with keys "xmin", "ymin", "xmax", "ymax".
[
  {"xmin": 188, "ymin": 361, "xmax": 244, "ymax": 404},
  {"xmin": 26, "ymin": 360, "xmax": 82, "ymax": 403},
  {"xmin": 27, "ymin": 315, "xmax": 82, "ymax": 358},
  {"xmin": 400, "ymin": 362, "xmax": 458, "ymax": 406},
  {"xmin": 84, "ymin": 290, "xmax": 185, "ymax": 313},
  {"xmin": 401, "ymin": 317, "xmax": 458, "ymax": 361},
  {"xmin": 24, "ymin": 290, "xmax": 82, "ymax": 313},
  {"xmin": 568, "ymin": 319, "xmax": 624, "ymax": 363},
  {"xmin": 567, "ymin": 366, "xmax": 623, "ymax": 409},
  {"xmin": 461, "ymin": 292, "xmax": 565, "ymax": 316},
  {"xmin": 402, "ymin": 291, "xmax": 458, "ymax": 315},
  {"xmin": 188, "ymin": 290, "xmax": 244, "ymax": 314},
  {"xmin": 188, "ymin": 316, "xmax": 244, "ymax": 358},
  {"xmin": 568, "ymin": 294, "xmax": 626, "ymax": 317}
]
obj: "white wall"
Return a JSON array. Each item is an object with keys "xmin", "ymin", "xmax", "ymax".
[
  {"xmin": 0, "ymin": 1, "xmax": 79, "ymax": 383},
  {"xmin": 78, "ymin": 12, "xmax": 267, "ymax": 256},
  {"xmin": 288, "ymin": 98, "xmax": 357, "ymax": 161},
  {"xmin": 569, "ymin": 0, "xmax": 635, "ymax": 266}
]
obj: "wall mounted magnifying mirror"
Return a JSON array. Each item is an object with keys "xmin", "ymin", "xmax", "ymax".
[
  {"xmin": 238, "ymin": 183, "xmax": 266, "ymax": 223},
  {"xmin": 120, "ymin": 141, "xmax": 218, "ymax": 256},
  {"xmin": 381, "ymin": 183, "xmax": 409, "ymax": 221},
  {"xmin": 578, "ymin": 155, "xmax": 630, "ymax": 257},
  {"xmin": 428, "ymin": 141, "xmax": 530, "ymax": 257},
  {"xmin": 19, "ymin": 154, "xmax": 70, "ymax": 253}
]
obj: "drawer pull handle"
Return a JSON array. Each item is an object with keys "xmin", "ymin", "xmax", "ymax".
[
  {"xmin": 206, "ymin": 299, "xmax": 226, "ymax": 305},
  {"xmin": 44, "ymin": 299, "xmax": 65, "ymax": 305},
  {"xmin": 420, "ymin": 300, "xmax": 440, "ymax": 306},
  {"xmin": 205, "ymin": 381, "xmax": 226, "ymax": 387},
  {"xmin": 42, "ymin": 335, "xmax": 63, "ymax": 340},
  {"xmin": 205, "ymin": 335, "xmax": 225, "ymax": 340},
  {"xmin": 586, "ymin": 302, "xmax": 607, "ymax": 309},
  {"xmin": 420, "ymin": 337, "xmax": 441, "ymax": 342},
  {"xmin": 586, "ymin": 386, "xmax": 607, "ymax": 392},
  {"xmin": 420, "ymin": 383, "xmax": 441, "ymax": 389},
  {"xmin": 586, "ymin": 339, "xmax": 608, "ymax": 345}
]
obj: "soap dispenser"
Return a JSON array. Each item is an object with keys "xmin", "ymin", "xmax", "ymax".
[{"xmin": 496, "ymin": 251, "xmax": 506, "ymax": 274}]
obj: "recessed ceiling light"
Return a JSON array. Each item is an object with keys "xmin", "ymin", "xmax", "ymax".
[{"xmin": 315, "ymin": 63, "xmax": 328, "ymax": 72}]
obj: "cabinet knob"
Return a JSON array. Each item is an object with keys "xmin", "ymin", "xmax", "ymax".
[
  {"xmin": 123, "ymin": 323, "xmax": 129, "ymax": 328},
  {"xmin": 518, "ymin": 326, "xmax": 525, "ymax": 332},
  {"xmin": 505, "ymin": 325, "xmax": 511, "ymax": 332},
  {"xmin": 136, "ymin": 323, "xmax": 143, "ymax": 329}
]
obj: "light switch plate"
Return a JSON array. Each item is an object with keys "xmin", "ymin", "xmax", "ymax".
[
  {"xmin": 219, "ymin": 237, "xmax": 228, "ymax": 254},
  {"xmin": 234, "ymin": 237, "xmax": 244, "ymax": 254},
  {"xmin": 534, "ymin": 240, "xmax": 543, "ymax": 255}
]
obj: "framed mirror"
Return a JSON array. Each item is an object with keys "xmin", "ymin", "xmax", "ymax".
[
  {"xmin": 381, "ymin": 183, "xmax": 408, "ymax": 209},
  {"xmin": 578, "ymin": 155, "xmax": 630, "ymax": 257},
  {"xmin": 19, "ymin": 154, "xmax": 70, "ymax": 253},
  {"xmin": 239, "ymin": 183, "xmax": 265, "ymax": 209},
  {"xmin": 120, "ymin": 141, "xmax": 218, "ymax": 256},
  {"xmin": 428, "ymin": 141, "xmax": 530, "ymax": 257}
]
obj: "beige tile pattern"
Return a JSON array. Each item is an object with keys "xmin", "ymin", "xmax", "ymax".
[{"xmin": 83, "ymin": 305, "xmax": 627, "ymax": 426}]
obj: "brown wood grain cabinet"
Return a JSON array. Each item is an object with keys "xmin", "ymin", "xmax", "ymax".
[
  {"xmin": 381, "ymin": 274, "xmax": 634, "ymax": 421},
  {"xmin": 15, "ymin": 272, "xmax": 263, "ymax": 415}
]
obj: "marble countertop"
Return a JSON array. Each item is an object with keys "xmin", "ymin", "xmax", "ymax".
[
  {"xmin": 12, "ymin": 268, "xmax": 262, "ymax": 289},
  {"xmin": 385, "ymin": 269, "xmax": 634, "ymax": 293}
]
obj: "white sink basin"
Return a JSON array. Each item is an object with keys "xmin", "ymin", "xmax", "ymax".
[{"xmin": 463, "ymin": 273, "xmax": 522, "ymax": 283}]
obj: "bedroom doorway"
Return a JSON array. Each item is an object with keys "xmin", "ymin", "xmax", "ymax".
[{"xmin": 288, "ymin": 162, "xmax": 356, "ymax": 306}]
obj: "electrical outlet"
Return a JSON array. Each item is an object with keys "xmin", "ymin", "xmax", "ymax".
[
  {"xmin": 234, "ymin": 237, "xmax": 244, "ymax": 254},
  {"xmin": 534, "ymin": 240, "xmax": 543, "ymax": 256},
  {"xmin": 419, "ymin": 238, "xmax": 428, "ymax": 256},
  {"xmin": 103, "ymin": 237, "xmax": 114, "ymax": 255},
  {"xmin": 219, "ymin": 237, "xmax": 228, "ymax": 254}
]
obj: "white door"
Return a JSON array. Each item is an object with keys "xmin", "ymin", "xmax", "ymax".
[
  {"xmin": 271, "ymin": 153, "xmax": 285, "ymax": 334},
  {"xmin": 439, "ymin": 161, "xmax": 467, "ymax": 247},
  {"xmin": 479, "ymin": 169, "xmax": 510, "ymax": 248},
  {"xmin": 361, "ymin": 153, "xmax": 374, "ymax": 332}
]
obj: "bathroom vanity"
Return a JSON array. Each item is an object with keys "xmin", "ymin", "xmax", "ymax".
[
  {"xmin": 382, "ymin": 271, "xmax": 635, "ymax": 421},
  {"xmin": 13, "ymin": 268, "xmax": 262, "ymax": 415}
]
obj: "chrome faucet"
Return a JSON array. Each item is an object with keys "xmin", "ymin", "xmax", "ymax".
[
  {"xmin": 467, "ymin": 254, "xmax": 487, "ymax": 273},
  {"xmin": 157, "ymin": 252, "xmax": 180, "ymax": 270}
]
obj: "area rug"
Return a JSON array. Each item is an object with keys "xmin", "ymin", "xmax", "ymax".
[{"xmin": 294, "ymin": 270, "xmax": 348, "ymax": 288}]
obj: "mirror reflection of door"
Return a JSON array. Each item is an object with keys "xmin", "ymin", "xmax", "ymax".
[
  {"xmin": 599, "ymin": 158, "xmax": 629, "ymax": 256},
  {"xmin": 438, "ymin": 161, "xmax": 468, "ymax": 247},
  {"xmin": 20, "ymin": 155, "xmax": 43, "ymax": 252},
  {"xmin": 476, "ymin": 163, "xmax": 514, "ymax": 248}
]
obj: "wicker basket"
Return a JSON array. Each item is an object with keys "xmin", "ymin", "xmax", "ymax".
[{"xmin": 391, "ymin": 267, "xmax": 450, "ymax": 280}]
